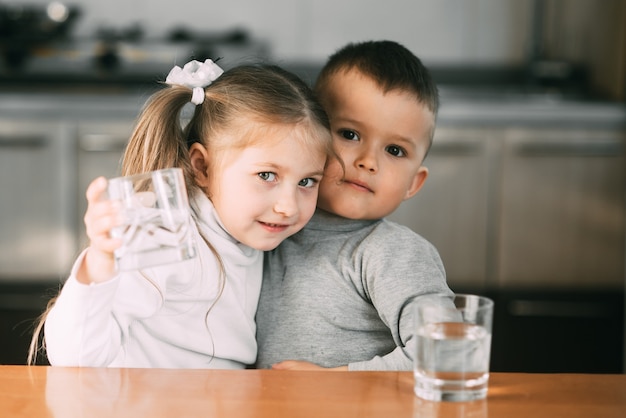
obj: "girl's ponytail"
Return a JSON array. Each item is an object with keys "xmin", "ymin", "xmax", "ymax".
[{"xmin": 122, "ymin": 87, "xmax": 190, "ymax": 175}]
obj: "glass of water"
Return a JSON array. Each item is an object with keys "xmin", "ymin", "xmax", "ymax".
[
  {"xmin": 413, "ymin": 294, "xmax": 494, "ymax": 402},
  {"xmin": 107, "ymin": 168, "xmax": 197, "ymax": 271}
]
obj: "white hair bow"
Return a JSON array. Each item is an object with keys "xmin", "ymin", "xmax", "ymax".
[{"xmin": 165, "ymin": 59, "xmax": 224, "ymax": 105}]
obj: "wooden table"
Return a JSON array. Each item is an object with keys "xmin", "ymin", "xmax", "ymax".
[{"xmin": 1, "ymin": 366, "xmax": 625, "ymax": 417}]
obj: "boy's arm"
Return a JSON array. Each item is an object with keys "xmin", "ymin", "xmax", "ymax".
[
  {"xmin": 347, "ymin": 229, "xmax": 452, "ymax": 371},
  {"xmin": 271, "ymin": 360, "xmax": 347, "ymax": 371},
  {"xmin": 354, "ymin": 227, "xmax": 453, "ymax": 370}
]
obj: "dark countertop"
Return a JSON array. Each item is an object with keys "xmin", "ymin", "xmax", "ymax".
[
  {"xmin": 436, "ymin": 92, "xmax": 626, "ymax": 128},
  {"xmin": 1, "ymin": 88, "xmax": 624, "ymax": 129},
  {"xmin": 0, "ymin": 62, "xmax": 624, "ymax": 127}
]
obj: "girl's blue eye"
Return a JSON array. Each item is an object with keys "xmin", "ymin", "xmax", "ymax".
[
  {"xmin": 386, "ymin": 145, "xmax": 406, "ymax": 157},
  {"xmin": 259, "ymin": 172, "xmax": 276, "ymax": 182},
  {"xmin": 339, "ymin": 129, "xmax": 359, "ymax": 141},
  {"xmin": 298, "ymin": 178, "xmax": 318, "ymax": 188}
]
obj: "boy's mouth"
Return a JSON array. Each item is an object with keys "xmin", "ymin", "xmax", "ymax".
[{"xmin": 343, "ymin": 179, "xmax": 373, "ymax": 193}]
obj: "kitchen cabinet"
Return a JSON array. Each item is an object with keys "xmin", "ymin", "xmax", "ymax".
[
  {"xmin": 0, "ymin": 119, "xmax": 78, "ymax": 280},
  {"xmin": 0, "ymin": 93, "xmax": 142, "ymax": 281},
  {"xmin": 498, "ymin": 128, "xmax": 625, "ymax": 290},
  {"xmin": 0, "ymin": 282, "xmax": 53, "ymax": 365},
  {"xmin": 489, "ymin": 289, "xmax": 624, "ymax": 373}
]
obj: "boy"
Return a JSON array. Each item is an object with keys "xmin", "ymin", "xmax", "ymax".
[{"xmin": 255, "ymin": 40, "xmax": 453, "ymax": 371}]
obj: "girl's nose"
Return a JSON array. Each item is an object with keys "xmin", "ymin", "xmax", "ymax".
[{"xmin": 273, "ymin": 189, "xmax": 298, "ymax": 217}]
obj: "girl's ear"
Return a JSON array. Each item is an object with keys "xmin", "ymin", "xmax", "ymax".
[
  {"xmin": 404, "ymin": 166, "xmax": 429, "ymax": 200},
  {"xmin": 189, "ymin": 143, "xmax": 211, "ymax": 188}
]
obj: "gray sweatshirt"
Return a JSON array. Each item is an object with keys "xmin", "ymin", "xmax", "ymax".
[{"xmin": 255, "ymin": 209, "xmax": 453, "ymax": 371}]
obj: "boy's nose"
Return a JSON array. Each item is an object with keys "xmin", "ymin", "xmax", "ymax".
[{"xmin": 355, "ymin": 148, "xmax": 378, "ymax": 173}]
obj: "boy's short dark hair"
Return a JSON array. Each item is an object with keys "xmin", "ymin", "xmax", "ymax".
[{"xmin": 315, "ymin": 40, "xmax": 439, "ymax": 116}]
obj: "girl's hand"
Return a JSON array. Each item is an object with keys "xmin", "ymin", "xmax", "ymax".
[
  {"xmin": 76, "ymin": 177, "xmax": 123, "ymax": 284},
  {"xmin": 271, "ymin": 360, "xmax": 348, "ymax": 371}
]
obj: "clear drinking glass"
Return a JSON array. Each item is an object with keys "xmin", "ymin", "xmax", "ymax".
[
  {"xmin": 107, "ymin": 168, "xmax": 197, "ymax": 271},
  {"xmin": 413, "ymin": 294, "xmax": 494, "ymax": 402}
]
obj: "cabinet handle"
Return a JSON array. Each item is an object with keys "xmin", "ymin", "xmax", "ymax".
[
  {"xmin": 514, "ymin": 141, "xmax": 623, "ymax": 157},
  {"xmin": 0, "ymin": 136, "xmax": 47, "ymax": 148},
  {"xmin": 430, "ymin": 142, "xmax": 482, "ymax": 156},
  {"xmin": 508, "ymin": 300, "xmax": 616, "ymax": 318},
  {"xmin": 80, "ymin": 134, "xmax": 128, "ymax": 152}
]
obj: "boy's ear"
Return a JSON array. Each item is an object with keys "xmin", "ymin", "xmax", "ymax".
[
  {"xmin": 404, "ymin": 166, "xmax": 429, "ymax": 200},
  {"xmin": 189, "ymin": 143, "xmax": 211, "ymax": 188}
]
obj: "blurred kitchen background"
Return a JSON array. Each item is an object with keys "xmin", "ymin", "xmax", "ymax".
[{"xmin": 1, "ymin": 0, "xmax": 625, "ymax": 373}]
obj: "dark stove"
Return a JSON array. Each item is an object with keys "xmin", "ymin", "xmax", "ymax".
[{"xmin": 0, "ymin": 35, "xmax": 269, "ymax": 91}]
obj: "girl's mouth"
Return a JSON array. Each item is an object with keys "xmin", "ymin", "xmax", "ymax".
[{"xmin": 259, "ymin": 221, "xmax": 289, "ymax": 233}]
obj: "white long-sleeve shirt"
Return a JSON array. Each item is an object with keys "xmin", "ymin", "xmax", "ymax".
[{"xmin": 45, "ymin": 192, "xmax": 263, "ymax": 369}]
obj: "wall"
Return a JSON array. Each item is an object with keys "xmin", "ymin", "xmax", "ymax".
[
  {"xmin": 7, "ymin": 0, "xmax": 534, "ymax": 65},
  {"xmin": 542, "ymin": 0, "xmax": 626, "ymax": 100}
]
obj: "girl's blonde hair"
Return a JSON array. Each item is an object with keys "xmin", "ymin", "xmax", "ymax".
[
  {"xmin": 122, "ymin": 64, "xmax": 333, "ymax": 196},
  {"xmin": 27, "ymin": 64, "xmax": 333, "ymax": 365}
]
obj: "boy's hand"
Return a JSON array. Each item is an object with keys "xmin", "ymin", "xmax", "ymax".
[
  {"xmin": 271, "ymin": 360, "xmax": 348, "ymax": 371},
  {"xmin": 76, "ymin": 176, "xmax": 123, "ymax": 284}
]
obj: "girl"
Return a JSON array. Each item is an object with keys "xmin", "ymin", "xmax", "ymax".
[{"xmin": 29, "ymin": 60, "xmax": 333, "ymax": 369}]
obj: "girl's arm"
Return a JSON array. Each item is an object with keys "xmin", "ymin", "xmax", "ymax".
[{"xmin": 44, "ymin": 265, "xmax": 124, "ymax": 367}]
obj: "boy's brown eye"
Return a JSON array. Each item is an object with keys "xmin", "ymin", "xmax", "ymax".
[
  {"xmin": 340, "ymin": 129, "xmax": 359, "ymax": 141},
  {"xmin": 386, "ymin": 145, "xmax": 405, "ymax": 157}
]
